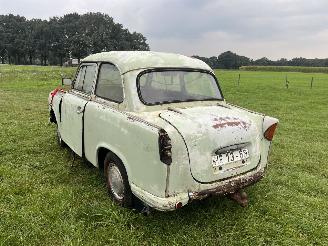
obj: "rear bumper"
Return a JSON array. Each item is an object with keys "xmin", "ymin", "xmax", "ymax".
[
  {"xmin": 131, "ymin": 183, "xmax": 190, "ymax": 211},
  {"xmin": 188, "ymin": 168, "xmax": 264, "ymax": 201},
  {"xmin": 131, "ymin": 168, "xmax": 265, "ymax": 211}
]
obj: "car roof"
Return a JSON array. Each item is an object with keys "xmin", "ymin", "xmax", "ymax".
[{"xmin": 82, "ymin": 51, "xmax": 212, "ymax": 74}]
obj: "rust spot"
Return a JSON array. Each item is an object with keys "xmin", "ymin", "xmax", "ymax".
[
  {"xmin": 212, "ymin": 116, "xmax": 250, "ymax": 129},
  {"xmin": 188, "ymin": 170, "xmax": 264, "ymax": 201},
  {"xmin": 127, "ymin": 116, "xmax": 136, "ymax": 122}
]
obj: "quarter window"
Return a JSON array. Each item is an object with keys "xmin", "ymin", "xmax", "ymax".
[{"xmin": 96, "ymin": 64, "xmax": 123, "ymax": 103}]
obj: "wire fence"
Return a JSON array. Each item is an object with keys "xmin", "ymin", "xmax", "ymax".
[{"xmin": 216, "ymin": 70, "xmax": 328, "ymax": 90}]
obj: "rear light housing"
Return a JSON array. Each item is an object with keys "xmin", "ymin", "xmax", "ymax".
[
  {"xmin": 158, "ymin": 129, "xmax": 172, "ymax": 165},
  {"xmin": 264, "ymin": 123, "xmax": 278, "ymax": 141}
]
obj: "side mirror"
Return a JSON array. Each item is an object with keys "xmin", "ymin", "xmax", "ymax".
[{"xmin": 62, "ymin": 78, "xmax": 72, "ymax": 86}]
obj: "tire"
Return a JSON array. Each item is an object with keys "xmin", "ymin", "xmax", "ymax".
[
  {"xmin": 56, "ymin": 125, "xmax": 66, "ymax": 147},
  {"xmin": 83, "ymin": 160, "xmax": 95, "ymax": 168},
  {"xmin": 104, "ymin": 152, "xmax": 132, "ymax": 207}
]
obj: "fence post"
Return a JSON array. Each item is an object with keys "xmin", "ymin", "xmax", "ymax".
[
  {"xmin": 310, "ymin": 77, "xmax": 313, "ymax": 89},
  {"xmin": 285, "ymin": 75, "xmax": 289, "ymax": 89},
  {"xmin": 237, "ymin": 74, "xmax": 241, "ymax": 86}
]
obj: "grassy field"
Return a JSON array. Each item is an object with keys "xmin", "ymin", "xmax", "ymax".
[
  {"xmin": 240, "ymin": 65, "xmax": 328, "ymax": 73},
  {"xmin": 0, "ymin": 65, "xmax": 327, "ymax": 245}
]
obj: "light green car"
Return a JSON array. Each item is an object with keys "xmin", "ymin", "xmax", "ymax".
[{"xmin": 48, "ymin": 51, "xmax": 278, "ymax": 211}]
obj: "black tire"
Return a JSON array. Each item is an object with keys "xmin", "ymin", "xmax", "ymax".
[
  {"xmin": 56, "ymin": 125, "xmax": 66, "ymax": 147},
  {"xmin": 83, "ymin": 159, "xmax": 95, "ymax": 168},
  {"xmin": 104, "ymin": 152, "xmax": 132, "ymax": 207}
]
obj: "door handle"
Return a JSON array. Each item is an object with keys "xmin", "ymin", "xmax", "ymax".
[{"xmin": 76, "ymin": 106, "xmax": 83, "ymax": 114}]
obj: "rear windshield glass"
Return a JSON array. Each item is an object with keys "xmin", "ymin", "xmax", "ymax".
[{"xmin": 138, "ymin": 70, "xmax": 223, "ymax": 105}]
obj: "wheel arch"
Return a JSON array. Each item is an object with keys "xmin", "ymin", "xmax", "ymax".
[{"xmin": 96, "ymin": 145, "xmax": 132, "ymax": 182}]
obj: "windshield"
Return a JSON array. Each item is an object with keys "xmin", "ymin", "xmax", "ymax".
[{"xmin": 138, "ymin": 70, "xmax": 223, "ymax": 105}]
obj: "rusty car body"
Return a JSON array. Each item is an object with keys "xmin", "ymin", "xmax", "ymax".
[{"xmin": 48, "ymin": 51, "xmax": 278, "ymax": 211}]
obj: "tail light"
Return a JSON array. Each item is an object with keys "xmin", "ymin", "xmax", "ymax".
[
  {"xmin": 264, "ymin": 123, "xmax": 278, "ymax": 141},
  {"xmin": 158, "ymin": 129, "xmax": 172, "ymax": 165}
]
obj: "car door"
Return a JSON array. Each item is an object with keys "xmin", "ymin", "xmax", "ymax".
[
  {"xmin": 83, "ymin": 63, "xmax": 125, "ymax": 164},
  {"xmin": 60, "ymin": 63, "xmax": 97, "ymax": 157}
]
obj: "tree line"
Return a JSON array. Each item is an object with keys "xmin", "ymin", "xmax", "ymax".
[
  {"xmin": 0, "ymin": 13, "xmax": 149, "ymax": 66},
  {"xmin": 193, "ymin": 51, "xmax": 328, "ymax": 69}
]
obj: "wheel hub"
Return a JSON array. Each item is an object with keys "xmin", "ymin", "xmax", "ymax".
[{"xmin": 108, "ymin": 164, "xmax": 124, "ymax": 200}]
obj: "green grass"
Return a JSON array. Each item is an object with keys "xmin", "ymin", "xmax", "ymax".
[
  {"xmin": 1, "ymin": 65, "xmax": 327, "ymax": 245},
  {"xmin": 240, "ymin": 65, "xmax": 328, "ymax": 73}
]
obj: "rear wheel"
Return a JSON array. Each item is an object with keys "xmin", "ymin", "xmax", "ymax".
[{"xmin": 104, "ymin": 152, "xmax": 132, "ymax": 207}]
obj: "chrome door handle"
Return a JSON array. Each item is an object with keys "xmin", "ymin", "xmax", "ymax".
[{"xmin": 76, "ymin": 106, "xmax": 83, "ymax": 114}]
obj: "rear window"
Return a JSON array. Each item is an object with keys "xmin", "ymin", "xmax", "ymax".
[{"xmin": 138, "ymin": 70, "xmax": 223, "ymax": 105}]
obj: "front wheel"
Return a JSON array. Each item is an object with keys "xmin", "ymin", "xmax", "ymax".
[{"xmin": 104, "ymin": 152, "xmax": 132, "ymax": 207}]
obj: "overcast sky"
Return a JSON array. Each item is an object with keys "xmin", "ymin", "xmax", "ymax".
[{"xmin": 1, "ymin": 0, "xmax": 327, "ymax": 59}]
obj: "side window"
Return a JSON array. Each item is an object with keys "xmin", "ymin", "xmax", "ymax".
[
  {"xmin": 73, "ymin": 64, "xmax": 97, "ymax": 94},
  {"xmin": 83, "ymin": 65, "xmax": 97, "ymax": 94},
  {"xmin": 74, "ymin": 66, "xmax": 86, "ymax": 91},
  {"xmin": 96, "ymin": 64, "xmax": 123, "ymax": 102}
]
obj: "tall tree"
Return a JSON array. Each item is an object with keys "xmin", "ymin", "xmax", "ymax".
[
  {"xmin": 48, "ymin": 17, "xmax": 67, "ymax": 66},
  {"xmin": 0, "ymin": 13, "xmax": 150, "ymax": 65}
]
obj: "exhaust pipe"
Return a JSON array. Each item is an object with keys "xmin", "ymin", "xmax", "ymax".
[{"xmin": 228, "ymin": 190, "xmax": 248, "ymax": 207}]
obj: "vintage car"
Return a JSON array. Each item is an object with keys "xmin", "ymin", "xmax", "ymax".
[{"xmin": 48, "ymin": 51, "xmax": 278, "ymax": 211}]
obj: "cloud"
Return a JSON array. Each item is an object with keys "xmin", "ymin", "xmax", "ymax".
[{"xmin": 0, "ymin": 0, "xmax": 327, "ymax": 59}]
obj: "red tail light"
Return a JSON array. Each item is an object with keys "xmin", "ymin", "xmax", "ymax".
[
  {"xmin": 264, "ymin": 123, "xmax": 278, "ymax": 141},
  {"xmin": 158, "ymin": 129, "xmax": 172, "ymax": 165}
]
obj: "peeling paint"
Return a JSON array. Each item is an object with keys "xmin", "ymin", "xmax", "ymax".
[{"xmin": 212, "ymin": 116, "xmax": 250, "ymax": 130}]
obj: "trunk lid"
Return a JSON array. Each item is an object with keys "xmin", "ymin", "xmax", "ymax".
[{"xmin": 159, "ymin": 105, "xmax": 263, "ymax": 183}]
